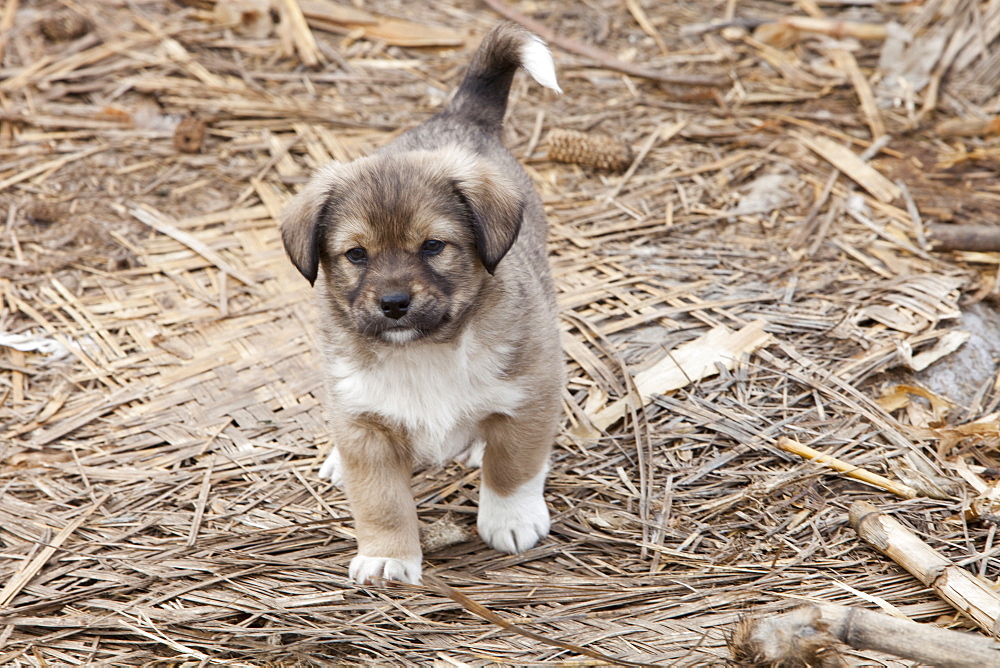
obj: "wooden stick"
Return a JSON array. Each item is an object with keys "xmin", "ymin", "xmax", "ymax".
[
  {"xmin": 279, "ymin": 0, "xmax": 322, "ymax": 68},
  {"xmin": 928, "ymin": 224, "xmax": 1000, "ymax": 253},
  {"xmin": 778, "ymin": 437, "xmax": 918, "ymax": 499},
  {"xmin": 936, "ymin": 117, "xmax": 1000, "ymax": 138},
  {"xmin": 0, "ymin": 0, "xmax": 19, "ymax": 65},
  {"xmin": 731, "ymin": 601, "xmax": 1000, "ymax": 667},
  {"xmin": 10, "ymin": 349, "xmax": 25, "ymax": 404},
  {"xmin": 830, "ymin": 48, "xmax": 885, "ymax": 140},
  {"xmin": 851, "ymin": 501, "xmax": 1000, "ymax": 636},
  {"xmin": 482, "ymin": 0, "xmax": 727, "ymax": 86},
  {"xmin": 781, "ymin": 16, "xmax": 888, "ymax": 40},
  {"xmin": 683, "ymin": 16, "xmax": 888, "ymax": 40},
  {"xmin": 624, "ymin": 0, "xmax": 668, "ymax": 55}
]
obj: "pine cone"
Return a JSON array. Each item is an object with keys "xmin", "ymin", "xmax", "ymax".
[
  {"xmin": 38, "ymin": 12, "xmax": 92, "ymax": 42},
  {"xmin": 546, "ymin": 128, "xmax": 633, "ymax": 172}
]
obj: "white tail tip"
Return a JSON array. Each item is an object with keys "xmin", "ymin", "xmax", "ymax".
[{"xmin": 520, "ymin": 36, "xmax": 562, "ymax": 95}]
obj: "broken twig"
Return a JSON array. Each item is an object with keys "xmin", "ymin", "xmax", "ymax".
[
  {"xmin": 778, "ymin": 437, "xmax": 918, "ymax": 499},
  {"xmin": 731, "ymin": 601, "xmax": 1000, "ymax": 668},
  {"xmin": 851, "ymin": 501, "xmax": 1000, "ymax": 636},
  {"xmin": 928, "ymin": 224, "xmax": 1000, "ymax": 253}
]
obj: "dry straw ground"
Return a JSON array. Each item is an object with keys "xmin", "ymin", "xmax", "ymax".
[{"xmin": 2, "ymin": 0, "xmax": 1000, "ymax": 665}]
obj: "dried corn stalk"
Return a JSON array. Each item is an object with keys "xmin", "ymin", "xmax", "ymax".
[
  {"xmin": 731, "ymin": 601, "xmax": 1000, "ymax": 668},
  {"xmin": 851, "ymin": 500, "xmax": 1000, "ymax": 636}
]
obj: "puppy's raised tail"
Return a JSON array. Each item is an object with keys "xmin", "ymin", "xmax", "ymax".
[{"xmin": 446, "ymin": 22, "xmax": 561, "ymax": 131}]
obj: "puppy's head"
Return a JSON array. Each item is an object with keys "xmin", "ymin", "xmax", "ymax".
[{"xmin": 281, "ymin": 146, "xmax": 524, "ymax": 344}]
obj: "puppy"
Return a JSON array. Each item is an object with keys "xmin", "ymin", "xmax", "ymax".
[{"xmin": 280, "ymin": 22, "xmax": 563, "ymax": 585}]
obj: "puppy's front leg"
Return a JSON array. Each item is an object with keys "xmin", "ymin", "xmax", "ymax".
[
  {"xmin": 477, "ymin": 412, "xmax": 555, "ymax": 554},
  {"xmin": 337, "ymin": 418, "xmax": 422, "ymax": 585}
]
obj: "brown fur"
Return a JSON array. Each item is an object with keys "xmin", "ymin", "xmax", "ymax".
[
  {"xmin": 336, "ymin": 414, "xmax": 421, "ymax": 565},
  {"xmin": 280, "ymin": 22, "xmax": 563, "ymax": 584}
]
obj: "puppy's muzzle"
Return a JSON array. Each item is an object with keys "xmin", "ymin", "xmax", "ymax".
[{"xmin": 380, "ymin": 293, "xmax": 410, "ymax": 320}]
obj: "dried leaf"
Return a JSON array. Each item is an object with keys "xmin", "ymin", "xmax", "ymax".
[
  {"xmin": 896, "ymin": 330, "xmax": 970, "ymax": 372},
  {"xmin": 577, "ymin": 320, "xmax": 771, "ymax": 436},
  {"xmin": 794, "ymin": 132, "xmax": 901, "ymax": 202}
]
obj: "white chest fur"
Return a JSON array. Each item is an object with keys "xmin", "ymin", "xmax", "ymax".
[{"xmin": 327, "ymin": 333, "xmax": 525, "ymax": 464}]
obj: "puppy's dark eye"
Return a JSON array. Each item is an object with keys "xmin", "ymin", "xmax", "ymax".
[
  {"xmin": 345, "ymin": 247, "xmax": 367, "ymax": 264},
  {"xmin": 421, "ymin": 240, "xmax": 445, "ymax": 256}
]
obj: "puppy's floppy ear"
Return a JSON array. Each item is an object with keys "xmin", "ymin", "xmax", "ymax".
[
  {"xmin": 449, "ymin": 151, "xmax": 524, "ymax": 275},
  {"xmin": 280, "ymin": 164, "xmax": 340, "ymax": 285}
]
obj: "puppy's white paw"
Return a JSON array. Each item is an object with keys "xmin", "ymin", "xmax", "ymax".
[
  {"xmin": 349, "ymin": 554, "xmax": 422, "ymax": 585},
  {"xmin": 478, "ymin": 467, "xmax": 550, "ymax": 554},
  {"xmin": 318, "ymin": 447, "xmax": 345, "ymax": 487},
  {"xmin": 455, "ymin": 439, "xmax": 485, "ymax": 468}
]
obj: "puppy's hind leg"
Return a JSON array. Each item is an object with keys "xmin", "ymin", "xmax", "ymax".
[
  {"xmin": 455, "ymin": 438, "xmax": 486, "ymax": 469},
  {"xmin": 318, "ymin": 445, "xmax": 345, "ymax": 487},
  {"xmin": 336, "ymin": 417, "xmax": 422, "ymax": 585},
  {"xmin": 477, "ymin": 411, "xmax": 556, "ymax": 554}
]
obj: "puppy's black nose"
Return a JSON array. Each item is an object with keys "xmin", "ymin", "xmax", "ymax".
[{"xmin": 380, "ymin": 293, "xmax": 410, "ymax": 319}]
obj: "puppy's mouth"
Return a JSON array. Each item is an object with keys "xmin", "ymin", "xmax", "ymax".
[
  {"xmin": 364, "ymin": 312, "xmax": 451, "ymax": 345},
  {"xmin": 380, "ymin": 327, "xmax": 421, "ymax": 344}
]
